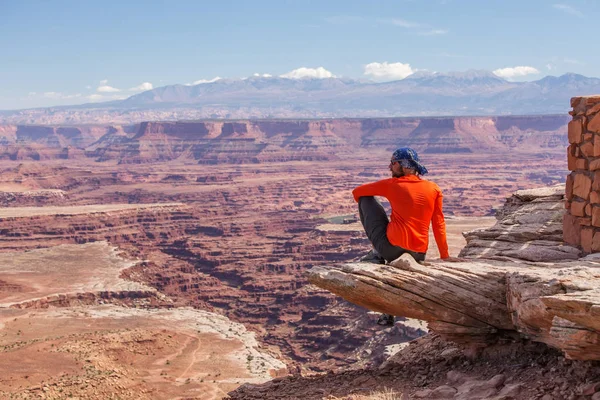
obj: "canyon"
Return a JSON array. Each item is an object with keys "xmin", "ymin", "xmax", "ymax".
[{"xmin": 0, "ymin": 115, "xmax": 570, "ymax": 398}]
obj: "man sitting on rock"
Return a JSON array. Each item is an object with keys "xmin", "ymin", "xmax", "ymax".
[{"xmin": 352, "ymin": 147, "xmax": 450, "ymax": 325}]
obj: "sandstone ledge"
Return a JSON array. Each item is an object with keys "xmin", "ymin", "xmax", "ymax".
[
  {"xmin": 308, "ymin": 254, "xmax": 600, "ymax": 360},
  {"xmin": 308, "ymin": 185, "xmax": 600, "ymax": 359},
  {"xmin": 0, "ymin": 241, "xmax": 153, "ymax": 307},
  {"xmin": 0, "ymin": 203, "xmax": 185, "ymax": 219}
]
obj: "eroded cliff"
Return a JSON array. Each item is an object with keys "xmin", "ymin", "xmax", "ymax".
[
  {"xmin": 89, "ymin": 116, "xmax": 569, "ymax": 164},
  {"xmin": 0, "ymin": 115, "xmax": 568, "ymax": 162}
]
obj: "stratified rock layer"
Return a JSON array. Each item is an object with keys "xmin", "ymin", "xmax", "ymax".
[
  {"xmin": 0, "ymin": 115, "xmax": 569, "ymax": 162},
  {"xmin": 460, "ymin": 184, "xmax": 581, "ymax": 261},
  {"xmin": 308, "ymin": 187, "xmax": 600, "ymax": 360},
  {"xmin": 87, "ymin": 117, "xmax": 568, "ymax": 164},
  {"xmin": 308, "ymin": 254, "xmax": 600, "ymax": 360}
]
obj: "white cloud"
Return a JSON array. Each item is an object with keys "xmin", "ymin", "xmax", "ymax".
[
  {"xmin": 129, "ymin": 82, "xmax": 153, "ymax": 92},
  {"xmin": 97, "ymin": 85, "xmax": 121, "ymax": 93},
  {"xmin": 85, "ymin": 85, "xmax": 92, "ymax": 90},
  {"xmin": 492, "ymin": 66, "xmax": 540, "ymax": 79},
  {"xmin": 253, "ymin": 73, "xmax": 272, "ymax": 78},
  {"xmin": 99, "ymin": 79, "xmax": 108, "ymax": 85},
  {"xmin": 189, "ymin": 76, "xmax": 222, "ymax": 85},
  {"xmin": 87, "ymin": 94, "xmax": 104, "ymax": 101},
  {"xmin": 546, "ymin": 63, "xmax": 554, "ymax": 70},
  {"xmin": 280, "ymin": 67, "xmax": 335, "ymax": 79},
  {"xmin": 553, "ymin": 4, "xmax": 584, "ymax": 18},
  {"xmin": 364, "ymin": 62, "xmax": 414, "ymax": 81}
]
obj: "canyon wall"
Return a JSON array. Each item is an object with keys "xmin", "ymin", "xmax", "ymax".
[
  {"xmin": 0, "ymin": 115, "xmax": 569, "ymax": 163},
  {"xmin": 88, "ymin": 116, "xmax": 569, "ymax": 164},
  {"xmin": 0, "ymin": 124, "xmax": 135, "ymax": 160},
  {"xmin": 564, "ymin": 96, "xmax": 600, "ymax": 252}
]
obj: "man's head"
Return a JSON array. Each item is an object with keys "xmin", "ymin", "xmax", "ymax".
[{"xmin": 389, "ymin": 147, "xmax": 428, "ymax": 178}]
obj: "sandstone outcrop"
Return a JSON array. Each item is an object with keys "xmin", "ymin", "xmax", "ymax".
[
  {"xmin": 309, "ymin": 255, "xmax": 600, "ymax": 359},
  {"xmin": 460, "ymin": 184, "xmax": 580, "ymax": 261},
  {"xmin": 308, "ymin": 186, "xmax": 600, "ymax": 360},
  {"xmin": 86, "ymin": 116, "xmax": 569, "ymax": 164},
  {"xmin": 0, "ymin": 124, "xmax": 133, "ymax": 160},
  {"xmin": 0, "ymin": 189, "xmax": 67, "ymax": 206}
]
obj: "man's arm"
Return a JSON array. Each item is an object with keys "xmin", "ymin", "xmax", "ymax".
[
  {"xmin": 432, "ymin": 191, "xmax": 450, "ymax": 259},
  {"xmin": 352, "ymin": 179, "xmax": 391, "ymax": 202}
]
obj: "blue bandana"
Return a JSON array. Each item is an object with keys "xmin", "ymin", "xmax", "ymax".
[{"xmin": 391, "ymin": 147, "xmax": 428, "ymax": 175}]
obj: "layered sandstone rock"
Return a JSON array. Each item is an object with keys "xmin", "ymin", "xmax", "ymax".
[
  {"xmin": 0, "ymin": 241, "xmax": 156, "ymax": 309},
  {"xmin": 0, "ymin": 147, "xmax": 568, "ymax": 375},
  {"xmin": 0, "ymin": 124, "xmax": 133, "ymax": 160},
  {"xmin": 0, "ymin": 203, "xmax": 189, "ymax": 251},
  {"xmin": 460, "ymin": 184, "xmax": 580, "ymax": 261},
  {"xmin": 82, "ymin": 116, "xmax": 569, "ymax": 164},
  {"xmin": 308, "ymin": 254, "xmax": 600, "ymax": 360},
  {"xmin": 308, "ymin": 186, "xmax": 600, "ymax": 360},
  {"xmin": 0, "ymin": 189, "xmax": 67, "ymax": 206},
  {"xmin": 0, "ymin": 116, "xmax": 569, "ymax": 163}
]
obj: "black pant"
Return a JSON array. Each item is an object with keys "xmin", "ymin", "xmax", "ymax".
[{"xmin": 358, "ymin": 196, "xmax": 426, "ymax": 263}]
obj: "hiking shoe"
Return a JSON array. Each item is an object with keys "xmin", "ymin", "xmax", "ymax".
[
  {"xmin": 358, "ymin": 249, "xmax": 385, "ymax": 264},
  {"xmin": 377, "ymin": 313, "xmax": 395, "ymax": 326}
]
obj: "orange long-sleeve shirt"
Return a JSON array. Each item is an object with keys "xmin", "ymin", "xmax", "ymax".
[{"xmin": 352, "ymin": 175, "xmax": 449, "ymax": 259}]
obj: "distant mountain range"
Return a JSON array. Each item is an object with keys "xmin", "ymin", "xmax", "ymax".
[{"xmin": 2, "ymin": 70, "xmax": 599, "ymax": 124}]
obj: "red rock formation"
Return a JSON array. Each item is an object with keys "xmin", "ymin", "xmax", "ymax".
[
  {"xmin": 0, "ymin": 116, "xmax": 570, "ymax": 162},
  {"xmin": 0, "ymin": 124, "xmax": 134, "ymax": 160},
  {"xmin": 80, "ymin": 116, "xmax": 570, "ymax": 163}
]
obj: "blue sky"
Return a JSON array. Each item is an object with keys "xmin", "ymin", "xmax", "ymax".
[{"xmin": 0, "ymin": 0, "xmax": 597, "ymax": 109}]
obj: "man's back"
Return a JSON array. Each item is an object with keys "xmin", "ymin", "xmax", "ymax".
[{"xmin": 352, "ymin": 175, "xmax": 448, "ymax": 257}]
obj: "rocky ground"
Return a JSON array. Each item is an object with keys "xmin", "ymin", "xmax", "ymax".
[{"xmin": 227, "ymin": 334, "xmax": 600, "ymax": 400}]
